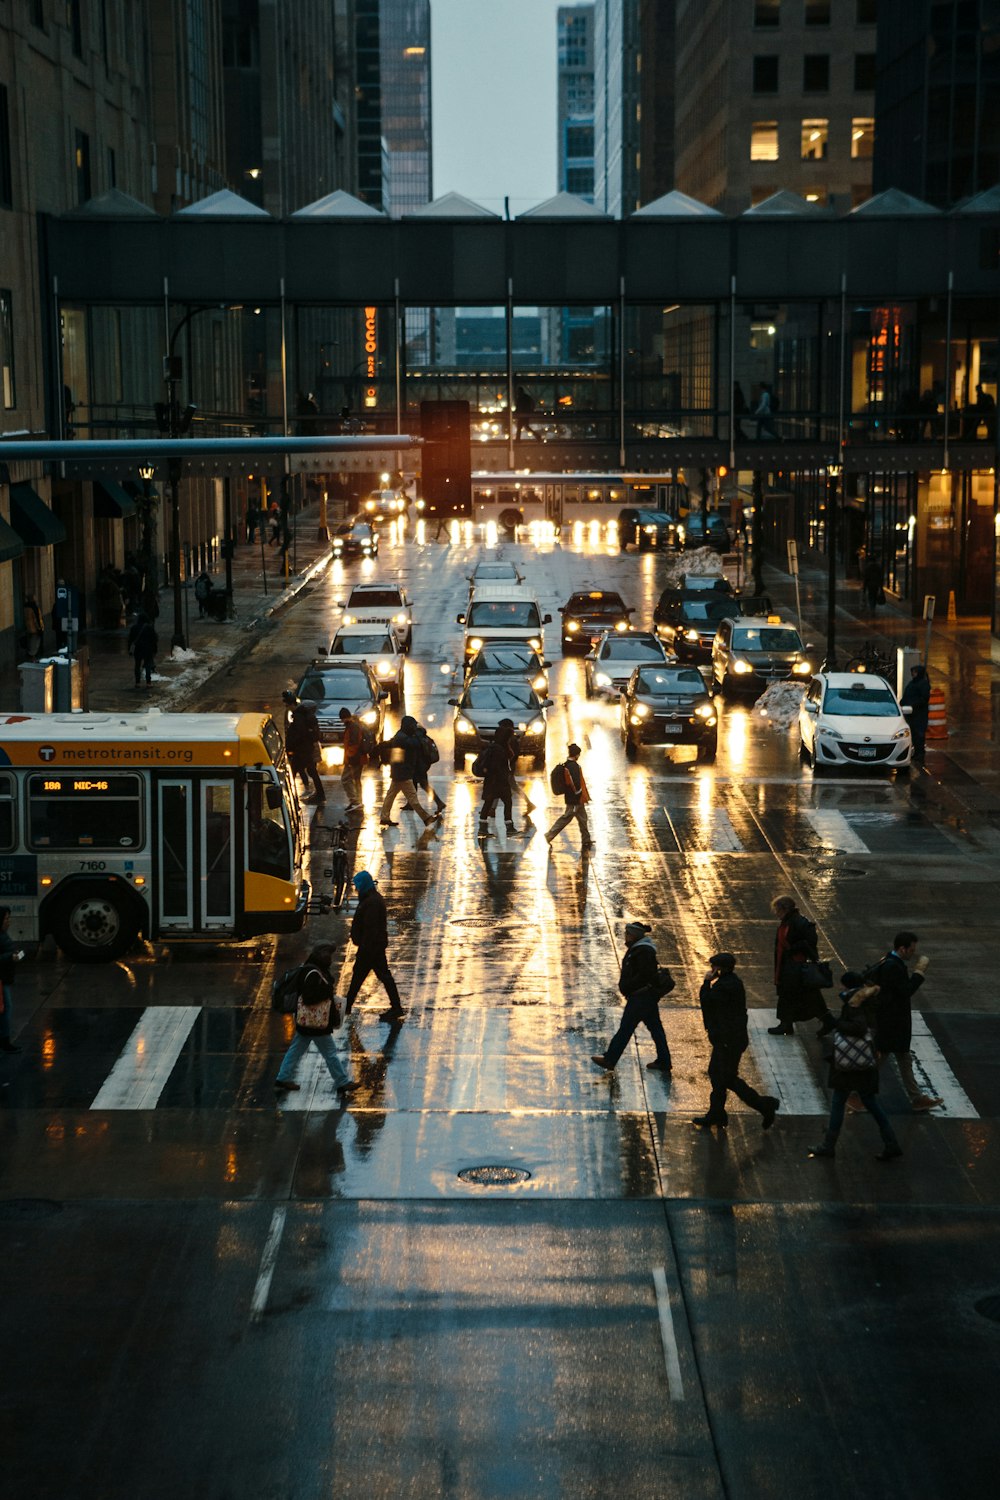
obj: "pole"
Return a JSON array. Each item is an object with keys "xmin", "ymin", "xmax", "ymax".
[
  {"xmin": 787, "ymin": 538, "xmax": 803, "ymax": 636},
  {"xmin": 168, "ymin": 456, "xmax": 185, "ymax": 649},
  {"xmin": 223, "ymin": 476, "xmax": 234, "ymax": 618},
  {"xmin": 751, "ymin": 469, "xmax": 764, "ymax": 595},
  {"xmin": 922, "ymin": 593, "xmax": 935, "ymax": 665},
  {"xmin": 823, "ymin": 469, "xmax": 839, "ymax": 669}
]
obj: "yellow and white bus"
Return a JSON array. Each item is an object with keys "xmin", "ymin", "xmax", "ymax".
[{"xmin": 0, "ymin": 711, "xmax": 308, "ymax": 961}]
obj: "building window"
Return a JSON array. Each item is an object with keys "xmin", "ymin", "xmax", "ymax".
[
  {"xmin": 0, "ymin": 85, "xmax": 13, "ymax": 209},
  {"xmin": 805, "ymin": 1, "xmax": 831, "ymax": 22},
  {"xmin": 803, "ymin": 54, "xmax": 830, "ymax": 92},
  {"xmin": 751, "ymin": 122, "xmax": 780, "ymax": 161},
  {"xmin": 75, "ymin": 129, "xmax": 91, "ymax": 203},
  {"xmin": 854, "ymin": 53, "xmax": 876, "ymax": 91},
  {"xmin": 851, "ymin": 117, "xmax": 875, "ymax": 158},
  {"xmin": 67, "ymin": 0, "xmax": 83, "ymax": 58},
  {"xmin": 801, "ymin": 119, "xmax": 828, "ymax": 160},
  {"xmin": 0, "ymin": 290, "xmax": 15, "ymax": 408},
  {"xmin": 856, "ymin": 0, "xmax": 877, "ymax": 22},
  {"xmin": 754, "ymin": 0, "xmax": 780, "ymax": 24},
  {"xmin": 753, "ymin": 56, "xmax": 779, "ymax": 93},
  {"xmin": 106, "ymin": 145, "xmax": 116, "ymax": 189}
]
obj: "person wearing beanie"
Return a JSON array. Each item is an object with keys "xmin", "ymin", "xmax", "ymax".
[
  {"xmin": 694, "ymin": 952, "xmax": 779, "ymax": 1131},
  {"xmin": 274, "ymin": 943, "xmax": 357, "ymax": 1100},
  {"xmin": 544, "ymin": 743, "xmax": 593, "ymax": 852},
  {"xmin": 379, "ymin": 715, "xmax": 441, "ymax": 829},
  {"xmin": 283, "ymin": 689, "xmax": 326, "ymax": 806},
  {"xmin": 343, "ymin": 871, "xmax": 406, "ymax": 1023},
  {"xmin": 592, "ymin": 920, "xmax": 672, "ymax": 1074}
]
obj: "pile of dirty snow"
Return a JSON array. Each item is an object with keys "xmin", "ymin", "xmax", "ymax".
[
  {"xmin": 754, "ymin": 679, "xmax": 806, "ymax": 729},
  {"xmin": 660, "ymin": 547, "xmax": 725, "ymax": 589}
]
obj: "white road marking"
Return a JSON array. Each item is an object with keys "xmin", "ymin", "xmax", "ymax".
[
  {"xmin": 746, "ymin": 1011, "xmax": 828, "ymax": 1115},
  {"xmin": 90, "ymin": 1006, "xmax": 200, "ymax": 1110},
  {"xmin": 652, "ymin": 1267, "xmax": 685, "ymax": 1401},
  {"xmin": 909, "ymin": 1014, "xmax": 979, "ymax": 1118},
  {"xmin": 802, "ymin": 808, "xmax": 870, "ymax": 854},
  {"xmin": 250, "ymin": 1207, "xmax": 287, "ymax": 1322}
]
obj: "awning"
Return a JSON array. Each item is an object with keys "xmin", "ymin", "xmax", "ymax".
[
  {"xmin": 0, "ymin": 513, "xmax": 25, "ymax": 564},
  {"xmin": 10, "ymin": 482, "xmax": 67, "ymax": 547},
  {"xmin": 93, "ymin": 476, "xmax": 137, "ymax": 519}
]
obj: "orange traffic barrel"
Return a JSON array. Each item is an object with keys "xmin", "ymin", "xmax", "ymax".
[{"xmin": 926, "ymin": 687, "xmax": 948, "ymax": 740}]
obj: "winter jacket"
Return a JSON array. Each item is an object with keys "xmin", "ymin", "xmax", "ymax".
[
  {"xmin": 127, "ymin": 617, "xmax": 158, "ymax": 662},
  {"xmin": 776, "ymin": 957, "xmax": 827, "ymax": 1024},
  {"xmin": 559, "ymin": 759, "xmax": 589, "ymax": 805},
  {"xmin": 828, "ymin": 991, "xmax": 880, "ymax": 1095},
  {"xmin": 480, "ymin": 739, "xmax": 512, "ymax": 800},
  {"xmin": 870, "ymin": 951, "xmax": 924, "ymax": 1054},
  {"xmin": 294, "ymin": 965, "xmax": 338, "ymax": 1037},
  {"xmin": 900, "ymin": 670, "xmax": 931, "ymax": 738},
  {"xmin": 350, "ymin": 886, "xmax": 389, "ymax": 953},
  {"xmin": 384, "ymin": 728, "xmax": 423, "ymax": 782},
  {"xmin": 699, "ymin": 970, "xmax": 749, "ymax": 1050},
  {"xmin": 774, "ymin": 909, "xmax": 818, "ymax": 984},
  {"xmin": 618, "ymin": 936, "xmax": 659, "ymax": 1003}
]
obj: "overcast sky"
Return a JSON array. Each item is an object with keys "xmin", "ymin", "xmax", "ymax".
[{"xmin": 431, "ymin": 0, "xmax": 563, "ymax": 216}]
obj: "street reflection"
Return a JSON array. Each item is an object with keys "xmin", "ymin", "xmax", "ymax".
[{"xmin": 724, "ymin": 704, "xmax": 749, "ymax": 768}]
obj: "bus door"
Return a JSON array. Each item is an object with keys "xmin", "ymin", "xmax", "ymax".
[
  {"xmin": 544, "ymin": 483, "xmax": 563, "ymax": 527},
  {"xmin": 156, "ymin": 778, "xmax": 237, "ymax": 932}
]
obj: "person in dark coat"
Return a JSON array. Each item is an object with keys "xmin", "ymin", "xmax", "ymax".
[
  {"xmin": 282, "ymin": 690, "xmax": 326, "ymax": 805},
  {"xmin": 900, "ymin": 664, "xmax": 931, "ymax": 758},
  {"xmin": 862, "ymin": 556, "xmax": 884, "ymax": 612},
  {"xmin": 274, "ymin": 943, "xmax": 357, "ymax": 1098},
  {"xmin": 343, "ymin": 871, "xmax": 405, "ymax": 1023},
  {"xmin": 774, "ymin": 941, "xmax": 836, "ymax": 1037},
  {"xmin": 0, "ymin": 905, "xmax": 26, "ymax": 1053},
  {"xmin": 769, "ymin": 895, "xmax": 818, "ymax": 1034},
  {"xmin": 127, "ymin": 610, "xmax": 158, "ymax": 687},
  {"xmin": 379, "ymin": 715, "xmax": 439, "ymax": 828},
  {"xmin": 194, "ymin": 570, "xmax": 213, "ymax": 617},
  {"xmin": 478, "ymin": 723, "xmax": 517, "ymax": 837},
  {"xmin": 414, "ymin": 724, "xmax": 446, "ymax": 814},
  {"xmin": 693, "ymin": 953, "xmax": 779, "ymax": 1130},
  {"xmin": 592, "ymin": 920, "xmax": 672, "ymax": 1074},
  {"xmin": 870, "ymin": 931, "xmax": 939, "ymax": 1111},
  {"xmin": 808, "ymin": 973, "xmax": 901, "ymax": 1160}
]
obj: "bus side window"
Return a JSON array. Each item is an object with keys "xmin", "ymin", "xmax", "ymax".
[
  {"xmin": 0, "ymin": 774, "xmax": 14, "ymax": 850},
  {"xmin": 246, "ymin": 779, "xmax": 291, "ymax": 880}
]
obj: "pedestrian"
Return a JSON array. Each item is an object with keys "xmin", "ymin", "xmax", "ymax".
[
  {"xmin": 414, "ymin": 722, "xmax": 446, "ymax": 814},
  {"xmin": 591, "ymin": 920, "xmax": 673, "ymax": 1074},
  {"xmin": 754, "ymin": 382, "xmax": 779, "ymax": 440},
  {"xmin": 338, "ymin": 706, "xmax": 365, "ymax": 812},
  {"xmin": 808, "ymin": 973, "xmax": 902, "ymax": 1161},
  {"xmin": 544, "ymin": 743, "xmax": 593, "ymax": 852},
  {"xmin": 273, "ymin": 944, "xmax": 357, "ymax": 1100},
  {"xmin": 282, "ymin": 689, "xmax": 326, "ymax": 805},
  {"xmin": 0, "ymin": 907, "xmax": 26, "ymax": 1054},
  {"xmin": 733, "ymin": 381, "xmax": 749, "ymax": 442},
  {"xmin": 21, "ymin": 593, "xmax": 44, "ymax": 659},
  {"xmin": 862, "ymin": 555, "xmax": 884, "ymax": 613},
  {"xmin": 974, "ymin": 383, "xmax": 997, "ymax": 442},
  {"xmin": 869, "ymin": 931, "xmax": 939, "ymax": 1111},
  {"xmin": 497, "ymin": 717, "xmax": 535, "ymax": 822},
  {"xmin": 477, "ymin": 725, "xmax": 516, "ymax": 837},
  {"xmin": 514, "ymin": 384, "xmax": 537, "ymax": 440},
  {"xmin": 693, "ymin": 952, "xmax": 779, "ymax": 1131},
  {"xmin": 127, "ymin": 610, "xmax": 158, "ymax": 688},
  {"xmin": 900, "ymin": 663, "xmax": 931, "ymax": 759},
  {"xmin": 194, "ymin": 570, "xmax": 213, "ymax": 618},
  {"xmin": 773, "ymin": 940, "xmax": 837, "ymax": 1038},
  {"xmin": 343, "ymin": 870, "xmax": 406, "ymax": 1023},
  {"xmin": 267, "ymin": 502, "xmax": 282, "ymax": 546},
  {"xmin": 768, "ymin": 895, "xmax": 818, "ymax": 1034},
  {"xmin": 379, "ymin": 715, "xmax": 440, "ymax": 828}
]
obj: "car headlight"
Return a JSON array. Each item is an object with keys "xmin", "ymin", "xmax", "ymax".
[
  {"xmin": 694, "ymin": 703, "xmax": 715, "ymax": 719},
  {"xmin": 333, "ymin": 539, "xmax": 343, "ymax": 550},
  {"xmin": 566, "ymin": 620, "xmax": 580, "ymax": 633},
  {"xmin": 633, "ymin": 702, "xmax": 650, "ymax": 718},
  {"xmin": 456, "ymin": 717, "xmax": 475, "ymax": 735},
  {"xmin": 820, "ymin": 726, "xmax": 843, "ymax": 740},
  {"xmin": 528, "ymin": 637, "xmax": 542, "ymax": 651},
  {"xmin": 376, "ymin": 660, "xmax": 393, "ymax": 676},
  {"xmin": 629, "ymin": 713, "xmax": 644, "ymax": 725},
  {"xmin": 644, "ymin": 525, "xmax": 656, "ymax": 534},
  {"xmin": 467, "ymin": 637, "xmax": 483, "ymax": 653},
  {"xmin": 595, "ymin": 672, "xmax": 612, "ymax": 687},
  {"xmin": 360, "ymin": 710, "xmax": 378, "ymax": 726},
  {"xmin": 532, "ymin": 674, "xmax": 547, "ymax": 691},
  {"xmin": 343, "ymin": 614, "xmax": 356, "ymax": 625},
  {"xmin": 684, "ymin": 629, "xmax": 700, "ymax": 642},
  {"xmin": 792, "ymin": 660, "xmax": 812, "ymax": 675},
  {"xmin": 526, "ymin": 719, "xmax": 545, "ymax": 735},
  {"xmin": 365, "ymin": 500, "xmax": 376, "ymax": 512},
  {"xmin": 394, "ymin": 613, "xmax": 407, "ymax": 626},
  {"xmin": 732, "ymin": 659, "xmax": 752, "ymax": 674},
  {"xmin": 615, "ymin": 620, "xmax": 628, "ymax": 632},
  {"xmin": 892, "ymin": 728, "xmax": 911, "ymax": 740}
]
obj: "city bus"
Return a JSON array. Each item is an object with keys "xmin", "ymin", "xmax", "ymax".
[
  {"xmin": 470, "ymin": 471, "xmax": 689, "ymax": 530},
  {"xmin": 0, "ymin": 712, "xmax": 308, "ymax": 961}
]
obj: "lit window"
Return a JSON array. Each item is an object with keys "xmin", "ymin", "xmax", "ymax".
[
  {"xmin": 851, "ymin": 117, "xmax": 875, "ymax": 158},
  {"xmin": 801, "ymin": 119, "xmax": 828, "ymax": 160},
  {"xmin": 751, "ymin": 122, "xmax": 779, "ymax": 161},
  {"xmin": 804, "ymin": 189, "xmax": 828, "ymax": 205}
]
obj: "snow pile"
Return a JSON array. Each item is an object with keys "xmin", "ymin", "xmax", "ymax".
[
  {"xmin": 754, "ymin": 679, "xmax": 806, "ymax": 729},
  {"xmin": 660, "ymin": 546, "xmax": 725, "ymax": 590},
  {"xmin": 169, "ymin": 645, "xmax": 198, "ymax": 662}
]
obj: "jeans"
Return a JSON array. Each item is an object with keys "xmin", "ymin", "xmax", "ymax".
[
  {"xmin": 381, "ymin": 778, "xmax": 432, "ymax": 825},
  {"xmin": 345, "ymin": 948, "xmax": 402, "ymax": 1012},
  {"xmin": 603, "ymin": 992, "xmax": 671, "ymax": 1069},
  {"xmin": 706, "ymin": 1040, "xmax": 768, "ymax": 1120},
  {"xmin": 545, "ymin": 802, "xmax": 592, "ymax": 847},
  {"xmin": 827, "ymin": 1087, "xmax": 894, "ymax": 1141},
  {"xmin": 341, "ymin": 757, "xmax": 361, "ymax": 805},
  {"xmin": 276, "ymin": 1031, "xmax": 349, "ymax": 1089}
]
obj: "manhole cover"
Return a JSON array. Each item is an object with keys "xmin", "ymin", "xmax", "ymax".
[
  {"xmin": 457, "ymin": 1166, "xmax": 531, "ymax": 1186},
  {"xmin": 450, "ymin": 917, "xmax": 533, "ymax": 931},
  {"xmin": 0, "ymin": 1198, "xmax": 64, "ymax": 1219},
  {"xmin": 975, "ymin": 1294, "xmax": 1000, "ymax": 1323}
]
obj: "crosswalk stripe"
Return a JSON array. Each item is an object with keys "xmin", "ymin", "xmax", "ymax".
[
  {"xmin": 909, "ymin": 1015, "xmax": 979, "ymax": 1118},
  {"xmin": 802, "ymin": 808, "xmax": 870, "ymax": 854},
  {"xmin": 745, "ymin": 1011, "xmax": 829, "ymax": 1115},
  {"xmin": 90, "ymin": 1006, "xmax": 200, "ymax": 1110}
]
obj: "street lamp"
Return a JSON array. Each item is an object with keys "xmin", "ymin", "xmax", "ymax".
[
  {"xmin": 136, "ymin": 462, "xmax": 158, "ymax": 604},
  {"xmin": 823, "ymin": 465, "xmax": 841, "ymax": 669}
]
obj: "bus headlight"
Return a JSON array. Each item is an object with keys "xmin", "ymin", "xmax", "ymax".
[
  {"xmin": 360, "ymin": 710, "xmax": 378, "ymax": 726},
  {"xmin": 343, "ymin": 614, "xmax": 356, "ymax": 625},
  {"xmin": 467, "ymin": 637, "xmax": 483, "ymax": 653}
]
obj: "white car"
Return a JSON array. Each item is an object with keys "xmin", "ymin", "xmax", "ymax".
[
  {"xmin": 584, "ymin": 630, "xmax": 671, "ymax": 698},
  {"xmin": 339, "ymin": 582, "xmax": 413, "ymax": 650},
  {"xmin": 320, "ymin": 623, "xmax": 406, "ymax": 706},
  {"xmin": 468, "ymin": 558, "xmax": 523, "ymax": 595},
  {"xmin": 799, "ymin": 672, "xmax": 912, "ymax": 772}
]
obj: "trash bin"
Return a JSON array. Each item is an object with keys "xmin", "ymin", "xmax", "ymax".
[
  {"xmin": 52, "ymin": 654, "xmax": 87, "ymax": 712},
  {"xmin": 206, "ymin": 587, "xmax": 229, "ymax": 622},
  {"xmin": 19, "ymin": 660, "xmax": 54, "ymax": 712},
  {"xmin": 896, "ymin": 645, "xmax": 921, "ymax": 701}
]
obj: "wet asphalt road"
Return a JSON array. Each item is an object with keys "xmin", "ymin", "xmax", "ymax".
[{"xmin": 4, "ymin": 529, "xmax": 1000, "ymax": 1499}]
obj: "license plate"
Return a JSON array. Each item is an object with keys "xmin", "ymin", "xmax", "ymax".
[
  {"xmin": 661, "ymin": 725, "xmax": 683, "ymax": 736},
  {"xmin": 857, "ymin": 746, "xmax": 877, "ymax": 758}
]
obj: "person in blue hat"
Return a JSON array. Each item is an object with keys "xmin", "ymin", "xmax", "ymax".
[{"xmin": 343, "ymin": 870, "xmax": 406, "ymax": 1023}]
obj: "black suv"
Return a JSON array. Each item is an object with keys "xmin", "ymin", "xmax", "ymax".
[
  {"xmin": 654, "ymin": 594, "xmax": 742, "ymax": 662},
  {"xmin": 559, "ymin": 589, "xmax": 633, "ymax": 652}
]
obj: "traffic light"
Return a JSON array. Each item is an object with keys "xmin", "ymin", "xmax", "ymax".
[{"xmin": 420, "ymin": 400, "xmax": 471, "ymax": 518}]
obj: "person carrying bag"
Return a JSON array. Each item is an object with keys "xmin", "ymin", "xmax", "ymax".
[{"xmin": 273, "ymin": 944, "xmax": 357, "ymax": 1100}]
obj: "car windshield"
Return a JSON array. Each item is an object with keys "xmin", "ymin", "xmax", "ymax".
[
  {"xmin": 465, "ymin": 681, "xmax": 537, "ymax": 710},
  {"xmin": 475, "ymin": 564, "xmax": 518, "ymax": 581},
  {"xmin": 467, "ymin": 601, "xmax": 542, "ymax": 628},
  {"xmin": 473, "ymin": 647, "xmax": 538, "ymax": 672},
  {"xmin": 600, "ymin": 637, "xmax": 664, "ymax": 660},
  {"xmin": 331, "ymin": 633, "xmax": 392, "ymax": 656},
  {"xmin": 348, "ymin": 588, "xmax": 402, "ymax": 607},
  {"xmin": 636, "ymin": 668, "xmax": 704, "ymax": 695},
  {"xmin": 565, "ymin": 592, "xmax": 626, "ymax": 613},
  {"xmin": 680, "ymin": 599, "xmax": 740, "ymax": 623},
  {"xmin": 298, "ymin": 670, "xmax": 372, "ymax": 703},
  {"xmin": 823, "ymin": 686, "xmax": 899, "ymax": 718},
  {"xmin": 732, "ymin": 627, "xmax": 802, "ymax": 652}
]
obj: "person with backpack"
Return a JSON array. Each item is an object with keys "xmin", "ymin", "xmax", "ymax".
[
  {"xmin": 273, "ymin": 944, "xmax": 357, "ymax": 1100},
  {"xmin": 544, "ymin": 743, "xmax": 593, "ymax": 852},
  {"xmin": 379, "ymin": 715, "xmax": 441, "ymax": 828},
  {"xmin": 127, "ymin": 610, "xmax": 158, "ymax": 688},
  {"xmin": 694, "ymin": 952, "xmax": 779, "ymax": 1131},
  {"xmin": 283, "ymin": 690, "xmax": 326, "ymax": 806},
  {"xmin": 338, "ymin": 706, "xmax": 367, "ymax": 812},
  {"xmin": 497, "ymin": 717, "xmax": 535, "ymax": 823},
  {"xmin": 592, "ymin": 920, "xmax": 673, "ymax": 1074},
  {"xmin": 808, "ymin": 972, "xmax": 902, "ymax": 1161},
  {"xmin": 774, "ymin": 940, "xmax": 837, "ymax": 1038},
  {"xmin": 477, "ymin": 723, "xmax": 517, "ymax": 837},
  {"xmin": 343, "ymin": 870, "xmax": 406, "ymax": 1023},
  {"xmin": 414, "ymin": 723, "xmax": 445, "ymax": 815},
  {"xmin": 768, "ymin": 895, "xmax": 818, "ymax": 1034},
  {"xmin": 869, "ymin": 930, "xmax": 939, "ymax": 1112}
]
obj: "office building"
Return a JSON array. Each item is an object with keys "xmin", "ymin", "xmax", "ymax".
[
  {"xmin": 355, "ymin": 0, "xmax": 431, "ymax": 216},
  {"xmin": 593, "ymin": 0, "xmax": 641, "ymax": 217},
  {"xmin": 558, "ymin": 6, "xmax": 595, "ymax": 202}
]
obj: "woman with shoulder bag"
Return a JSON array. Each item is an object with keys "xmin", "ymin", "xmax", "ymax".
[
  {"xmin": 274, "ymin": 944, "xmax": 358, "ymax": 1100},
  {"xmin": 773, "ymin": 941, "xmax": 837, "ymax": 1038},
  {"xmin": 808, "ymin": 975, "xmax": 902, "ymax": 1162}
]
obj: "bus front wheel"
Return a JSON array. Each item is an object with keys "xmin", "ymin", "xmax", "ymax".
[{"xmin": 51, "ymin": 883, "xmax": 141, "ymax": 963}]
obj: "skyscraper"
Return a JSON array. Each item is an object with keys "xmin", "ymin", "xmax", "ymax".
[
  {"xmin": 558, "ymin": 6, "xmax": 595, "ymax": 202},
  {"xmin": 593, "ymin": 0, "xmax": 641, "ymax": 216},
  {"xmin": 355, "ymin": 0, "xmax": 431, "ymax": 217}
]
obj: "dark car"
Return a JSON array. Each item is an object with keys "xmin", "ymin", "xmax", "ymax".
[
  {"xmin": 617, "ymin": 508, "xmax": 678, "ymax": 551},
  {"xmin": 559, "ymin": 588, "xmax": 633, "ymax": 652},
  {"xmin": 679, "ymin": 512, "xmax": 731, "ymax": 551},
  {"xmin": 331, "ymin": 520, "xmax": 378, "ymax": 560},
  {"xmin": 620, "ymin": 664, "xmax": 718, "ymax": 761},
  {"xmin": 465, "ymin": 641, "xmax": 551, "ymax": 694},
  {"xmin": 450, "ymin": 678, "xmax": 552, "ymax": 770},
  {"xmin": 293, "ymin": 663, "xmax": 388, "ymax": 760},
  {"xmin": 654, "ymin": 594, "xmax": 742, "ymax": 661}
]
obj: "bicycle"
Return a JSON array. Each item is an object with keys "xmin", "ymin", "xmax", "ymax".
[
  {"xmin": 308, "ymin": 819, "xmax": 353, "ymax": 910},
  {"xmin": 844, "ymin": 640, "xmax": 894, "ymax": 680}
]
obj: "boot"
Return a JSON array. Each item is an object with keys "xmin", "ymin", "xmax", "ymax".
[
  {"xmin": 876, "ymin": 1137, "xmax": 903, "ymax": 1162},
  {"xmin": 808, "ymin": 1130, "xmax": 839, "ymax": 1158},
  {"xmin": 767, "ymin": 1023, "xmax": 793, "ymax": 1036}
]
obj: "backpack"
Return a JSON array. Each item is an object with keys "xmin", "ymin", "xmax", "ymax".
[
  {"xmin": 549, "ymin": 762, "xmax": 567, "ymax": 795},
  {"xmin": 358, "ymin": 724, "xmax": 377, "ymax": 761},
  {"xmin": 471, "ymin": 749, "xmax": 490, "ymax": 779},
  {"xmin": 271, "ymin": 963, "xmax": 304, "ymax": 1012},
  {"xmin": 656, "ymin": 965, "xmax": 675, "ymax": 997},
  {"xmin": 419, "ymin": 732, "xmax": 440, "ymax": 767},
  {"xmin": 294, "ymin": 968, "xmax": 341, "ymax": 1033}
]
